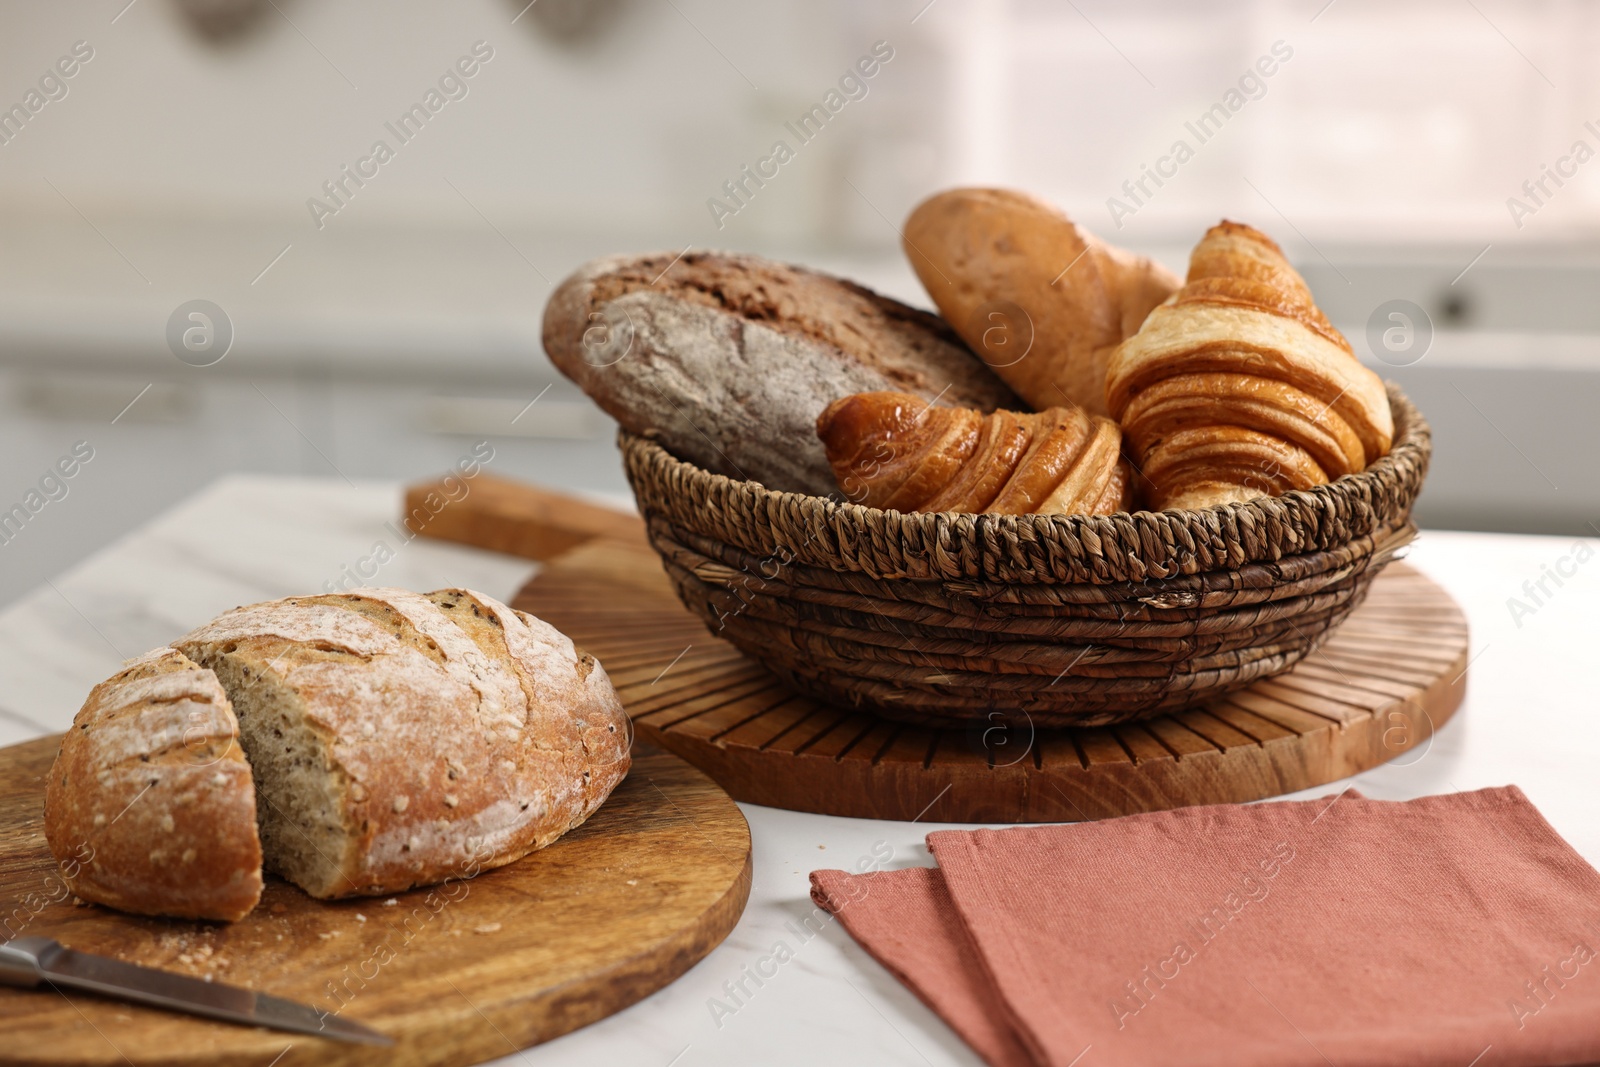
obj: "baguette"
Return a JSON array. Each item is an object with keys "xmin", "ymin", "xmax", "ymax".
[{"xmin": 902, "ymin": 187, "xmax": 1180, "ymax": 417}]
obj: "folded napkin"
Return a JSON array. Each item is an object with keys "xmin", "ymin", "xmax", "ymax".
[{"xmin": 812, "ymin": 787, "xmax": 1600, "ymax": 1067}]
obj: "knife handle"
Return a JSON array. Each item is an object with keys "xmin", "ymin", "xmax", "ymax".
[{"xmin": 0, "ymin": 937, "xmax": 55, "ymax": 988}]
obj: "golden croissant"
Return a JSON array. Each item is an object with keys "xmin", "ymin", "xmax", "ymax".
[
  {"xmin": 816, "ymin": 391, "xmax": 1132, "ymax": 515},
  {"xmin": 1105, "ymin": 221, "xmax": 1393, "ymax": 511}
]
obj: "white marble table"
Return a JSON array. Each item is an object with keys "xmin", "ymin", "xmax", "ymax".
[{"xmin": 2, "ymin": 474, "xmax": 1598, "ymax": 1067}]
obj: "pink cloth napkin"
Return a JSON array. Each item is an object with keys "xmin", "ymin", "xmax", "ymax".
[{"xmin": 811, "ymin": 787, "xmax": 1600, "ymax": 1067}]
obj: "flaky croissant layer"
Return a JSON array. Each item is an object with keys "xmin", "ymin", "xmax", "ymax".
[
  {"xmin": 817, "ymin": 391, "xmax": 1132, "ymax": 516},
  {"xmin": 1105, "ymin": 221, "xmax": 1393, "ymax": 511}
]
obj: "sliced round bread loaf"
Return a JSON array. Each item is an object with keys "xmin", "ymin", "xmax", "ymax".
[
  {"xmin": 44, "ymin": 647, "xmax": 263, "ymax": 922},
  {"xmin": 171, "ymin": 587, "xmax": 630, "ymax": 900}
]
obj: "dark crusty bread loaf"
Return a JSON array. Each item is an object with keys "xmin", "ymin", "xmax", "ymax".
[
  {"xmin": 542, "ymin": 250, "xmax": 1020, "ymax": 496},
  {"xmin": 44, "ymin": 648, "xmax": 263, "ymax": 922},
  {"xmin": 172, "ymin": 587, "xmax": 631, "ymax": 900}
]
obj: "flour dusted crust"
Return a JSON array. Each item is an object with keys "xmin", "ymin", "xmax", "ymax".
[
  {"xmin": 173, "ymin": 587, "xmax": 630, "ymax": 899},
  {"xmin": 43, "ymin": 648, "xmax": 263, "ymax": 922},
  {"xmin": 542, "ymin": 250, "xmax": 1020, "ymax": 496}
]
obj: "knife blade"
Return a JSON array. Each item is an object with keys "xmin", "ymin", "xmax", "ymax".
[{"xmin": 0, "ymin": 936, "xmax": 391, "ymax": 1046}]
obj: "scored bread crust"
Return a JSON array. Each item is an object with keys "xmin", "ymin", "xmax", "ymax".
[
  {"xmin": 44, "ymin": 648, "xmax": 263, "ymax": 922},
  {"xmin": 542, "ymin": 250, "xmax": 1020, "ymax": 496},
  {"xmin": 173, "ymin": 588, "xmax": 630, "ymax": 899}
]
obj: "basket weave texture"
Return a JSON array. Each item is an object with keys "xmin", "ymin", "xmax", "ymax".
[{"xmin": 619, "ymin": 384, "xmax": 1431, "ymax": 727}]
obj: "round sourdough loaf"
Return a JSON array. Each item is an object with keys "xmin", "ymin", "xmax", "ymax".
[
  {"xmin": 44, "ymin": 647, "xmax": 263, "ymax": 922},
  {"xmin": 542, "ymin": 250, "xmax": 1020, "ymax": 496},
  {"xmin": 171, "ymin": 587, "xmax": 632, "ymax": 900}
]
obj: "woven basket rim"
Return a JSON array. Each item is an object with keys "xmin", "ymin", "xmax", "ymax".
[{"xmin": 620, "ymin": 382, "xmax": 1430, "ymax": 584}]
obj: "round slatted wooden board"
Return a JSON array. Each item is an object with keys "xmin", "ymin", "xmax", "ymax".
[{"xmin": 515, "ymin": 538, "xmax": 1469, "ymax": 823}]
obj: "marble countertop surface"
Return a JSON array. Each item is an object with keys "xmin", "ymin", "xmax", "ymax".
[{"xmin": 2, "ymin": 474, "xmax": 1597, "ymax": 1066}]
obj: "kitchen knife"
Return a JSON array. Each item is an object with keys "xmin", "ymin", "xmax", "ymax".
[{"xmin": 0, "ymin": 936, "xmax": 391, "ymax": 1046}]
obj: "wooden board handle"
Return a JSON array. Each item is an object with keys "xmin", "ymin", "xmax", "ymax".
[{"xmin": 404, "ymin": 473, "xmax": 644, "ymax": 562}]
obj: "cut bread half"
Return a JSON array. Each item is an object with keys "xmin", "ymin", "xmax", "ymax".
[
  {"xmin": 45, "ymin": 588, "xmax": 631, "ymax": 919},
  {"xmin": 44, "ymin": 647, "xmax": 263, "ymax": 922}
]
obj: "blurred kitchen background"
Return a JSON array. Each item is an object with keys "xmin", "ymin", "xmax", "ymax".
[{"xmin": 1, "ymin": 0, "xmax": 1595, "ymax": 607}]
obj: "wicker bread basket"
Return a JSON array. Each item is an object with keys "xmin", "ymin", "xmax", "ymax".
[{"xmin": 619, "ymin": 384, "xmax": 1431, "ymax": 728}]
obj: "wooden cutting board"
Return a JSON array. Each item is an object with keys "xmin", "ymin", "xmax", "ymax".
[
  {"xmin": 0, "ymin": 738, "xmax": 750, "ymax": 1066},
  {"xmin": 413, "ymin": 477, "xmax": 1471, "ymax": 824}
]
